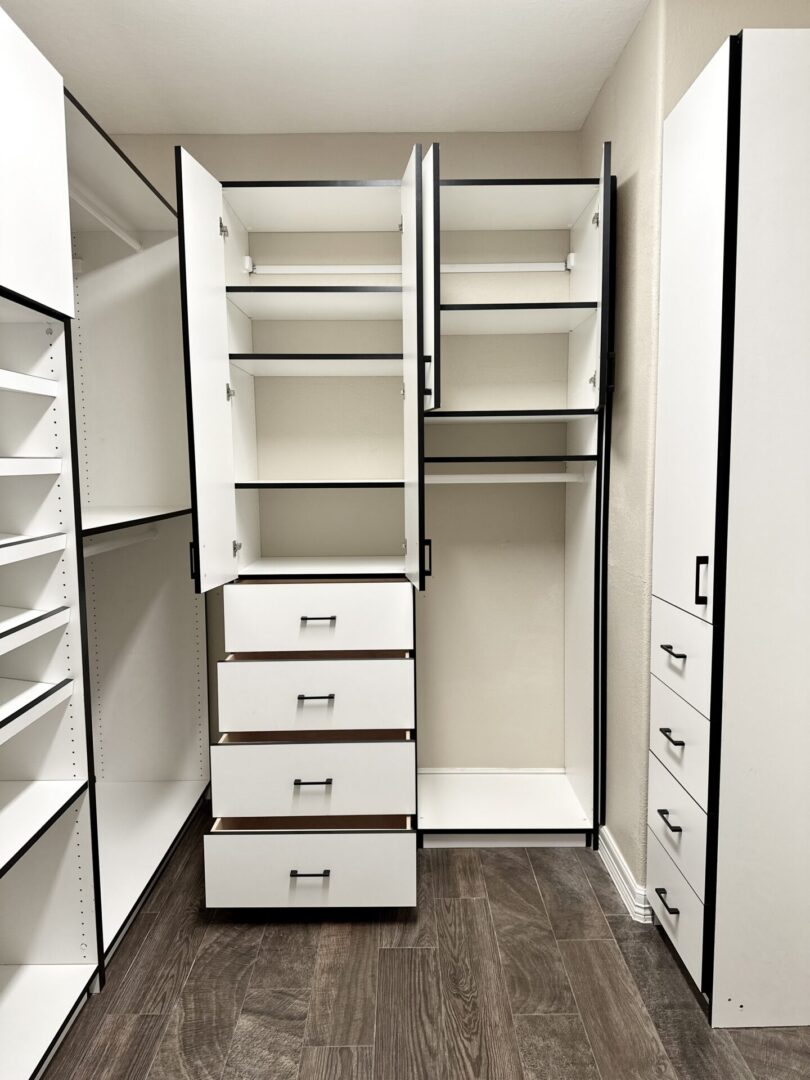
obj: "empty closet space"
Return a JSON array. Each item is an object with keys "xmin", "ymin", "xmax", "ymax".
[
  {"xmin": 0, "ymin": 295, "xmax": 97, "ymax": 1079},
  {"xmin": 222, "ymin": 181, "xmax": 407, "ymax": 577}
]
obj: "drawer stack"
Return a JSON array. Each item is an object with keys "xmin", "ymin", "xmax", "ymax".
[
  {"xmin": 647, "ymin": 597, "xmax": 711, "ymax": 986},
  {"xmin": 204, "ymin": 580, "xmax": 417, "ymax": 908}
]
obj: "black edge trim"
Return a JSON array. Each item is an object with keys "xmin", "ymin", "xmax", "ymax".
[
  {"xmin": 229, "ymin": 353, "xmax": 403, "ymax": 361},
  {"xmin": 64, "ymin": 89, "xmax": 177, "ymax": 217},
  {"xmin": 82, "ymin": 507, "xmax": 192, "ymax": 536},
  {"xmin": 0, "ymin": 605, "xmax": 69, "ymax": 641},
  {"xmin": 0, "ymin": 531, "xmax": 63, "ymax": 550},
  {"xmin": 417, "ymin": 827, "xmax": 593, "ymax": 834},
  {"xmin": 0, "ymin": 676, "xmax": 72, "ymax": 731},
  {"xmin": 221, "ymin": 179, "xmax": 400, "ymax": 188},
  {"xmin": 226, "ymin": 286, "xmax": 402, "ymax": 294},
  {"xmin": 439, "ymin": 178, "xmax": 600, "ymax": 186},
  {"xmin": 440, "ymin": 302, "xmax": 597, "ymax": 311},
  {"xmin": 238, "ymin": 572, "xmax": 407, "ymax": 581},
  {"xmin": 0, "ymin": 781, "xmax": 88, "ymax": 879},
  {"xmin": 424, "ymin": 455, "xmax": 597, "ymax": 463},
  {"xmin": 0, "ymin": 283, "xmax": 70, "ymax": 323},
  {"xmin": 426, "ymin": 409, "xmax": 598, "ymax": 418},
  {"xmin": 30, "ymin": 966, "xmax": 99, "ymax": 1080},
  {"xmin": 702, "ymin": 32, "xmax": 742, "ymax": 1006},
  {"xmin": 235, "ymin": 482, "xmax": 404, "ymax": 489}
]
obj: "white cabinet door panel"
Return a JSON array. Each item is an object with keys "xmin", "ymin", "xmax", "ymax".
[{"xmin": 402, "ymin": 144, "xmax": 425, "ymax": 590}]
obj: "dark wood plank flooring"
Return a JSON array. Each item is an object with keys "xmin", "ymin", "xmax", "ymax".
[{"xmin": 44, "ymin": 810, "xmax": 810, "ymax": 1080}]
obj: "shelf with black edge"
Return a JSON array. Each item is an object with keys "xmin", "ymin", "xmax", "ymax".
[
  {"xmin": 81, "ymin": 506, "xmax": 192, "ymax": 536},
  {"xmin": 424, "ymin": 454, "xmax": 597, "ymax": 487},
  {"xmin": 440, "ymin": 302, "xmax": 597, "ymax": 336},
  {"xmin": 0, "ymin": 778, "xmax": 88, "ymax": 879},
  {"xmin": 0, "ymin": 675, "xmax": 73, "ymax": 750},
  {"xmin": 0, "ymin": 532, "xmax": 66, "ymax": 567},
  {"xmin": 226, "ymin": 286, "xmax": 403, "ymax": 321},
  {"xmin": 235, "ymin": 480, "xmax": 404, "ymax": 490},
  {"xmin": 221, "ymin": 179, "xmax": 401, "ymax": 234},
  {"xmin": 439, "ymin": 178, "xmax": 600, "ymax": 232},
  {"xmin": 0, "ymin": 606, "xmax": 71, "ymax": 659},
  {"xmin": 237, "ymin": 555, "xmax": 407, "ymax": 578},
  {"xmin": 229, "ymin": 352, "xmax": 403, "ymax": 377},
  {"xmin": 425, "ymin": 409, "xmax": 599, "ymax": 424}
]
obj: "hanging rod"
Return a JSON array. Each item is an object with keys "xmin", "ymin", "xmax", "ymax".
[
  {"xmin": 83, "ymin": 526, "xmax": 158, "ymax": 558},
  {"xmin": 69, "ymin": 178, "xmax": 142, "ymax": 253}
]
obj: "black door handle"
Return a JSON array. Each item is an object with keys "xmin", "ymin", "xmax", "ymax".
[
  {"xmin": 293, "ymin": 777, "xmax": 333, "ymax": 786},
  {"xmin": 657, "ymin": 808, "xmax": 683, "ymax": 833},
  {"xmin": 660, "ymin": 644, "xmax": 687, "ymax": 660},
  {"xmin": 300, "ymin": 615, "xmax": 337, "ymax": 624},
  {"xmin": 659, "ymin": 727, "xmax": 686, "ymax": 748},
  {"xmin": 297, "ymin": 694, "xmax": 335, "ymax": 702},
  {"xmin": 655, "ymin": 887, "xmax": 680, "ymax": 915},
  {"xmin": 290, "ymin": 869, "xmax": 331, "ymax": 878},
  {"xmin": 695, "ymin": 555, "xmax": 709, "ymax": 605}
]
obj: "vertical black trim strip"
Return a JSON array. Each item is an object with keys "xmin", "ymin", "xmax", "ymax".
[
  {"xmin": 702, "ymin": 32, "xmax": 742, "ymax": 1005},
  {"xmin": 593, "ymin": 405, "xmax": 605, "ymax": 849},
  {"xmin": 174, "ymin": 147, "xmax": 202, "ymax": 595},
  {"xmin": 412, "ymin": 144, "xmax": 427, "ymax": 592},
  {"xmin": 64, "ymin": 317, "xmax": 107, "ymax": 989},
  {"xmin": 432, "ymin": 144, "xmax": 442, "ymax": 411}
]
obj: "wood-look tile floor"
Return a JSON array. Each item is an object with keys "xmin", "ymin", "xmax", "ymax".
[{"xmin": 45, "ymin": 810, "xmax": 810, "ymax": 1080}]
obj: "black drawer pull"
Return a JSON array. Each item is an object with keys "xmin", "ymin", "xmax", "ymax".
[
  {"xmin": 659, "ymin": 727, "xmax": 686, "ymax": 748},
  {"xmin": 660, "ymin": 643, "xmax": 687, "ymax": 660},
  {"xmin": 694, "ymin": 555, "xmax": 709, "ymax": 605},
  {"xmin": 290, "ymin": 869, "xmax": 331, "ymax": 878},
  {"xmin": 297, "ymin": 694, "xmax": 335, "ymax": 703},
  {"xmin": 293, "ymin": 777, "xmax": 333, "ymax": 787},
  {"xmin": 301, "ymin": 615, "xmax": 337, "ymax": 624},
  {"xmin": 657, "ymin": 808, "xmax": 683, "ymax": 833},
  {"xmin": 655, "ymin": 887, "xmax": 680, "ymax": 916}
]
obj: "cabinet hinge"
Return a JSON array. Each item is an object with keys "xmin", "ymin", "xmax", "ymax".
[
  {"xmin": 233, "ymin": 540, "xmax": 242, "ymax": 558},
  {"xmin": 402, "ymin": 539, "xmax": 407, "ymax": 554},
  {"xmin": 400, "ymin": 382, "xmax": 406, "ymax": 399},
  {"xmin": 592, "ymin": 210, "xmax": 600, "ymax": 227},
  {"xmin": 219, "ymin": 217, "xmax": 229, "ymax": 238},
  {"xmin": 398, "ymin": 216, "xmax": 403, "ymax": 233},
  {"xmin": 589, "ymin": 370, "xmax": 597, "ymax": 388},
  {"xmin": 226, "ymin": 382, "xmax": 236, "ymax": 401}
]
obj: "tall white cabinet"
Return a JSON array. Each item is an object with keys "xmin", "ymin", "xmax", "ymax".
[{"xmin": 648, "ymin": 30, "xmax": 810, "ymax": 1027}]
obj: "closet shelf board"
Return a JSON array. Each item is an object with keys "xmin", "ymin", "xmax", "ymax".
[
  {"xmin": 425, "ymin": 455, "xmax": 597, "ymax": 463},
  {"xmin": 0, "ymin": 676, "xmax": 73, "ymax": 749},
  {"xmin": 81, "ymin": 506, "xmax": 191, "ymax": 535},
  {"xmin": 0, "ymin": 369, "xmax": 58, "ymax": 397},
  {"xmin": 0, "ymin": 533, "xmax": 66, "ymax": 567},
  {"xmin": 235, "ymin": 480, "xmax": 404, "ymax": 489},
  {"xmin": 439, "ymin": 179, "xmax": 599, "ymax": 231},
  {"xmin": 0, "ymin": 964, "xmax": 98, "ymax": 1080},
  {"xmin": 425, "ymin": 473, "xmax": 585, "ymax": 485},
  {"xmin": 0, "ymin": 779, "xmax": 87, "ymax": 878},
  {"xmin": 94, "ymin": 780, "xmax": 209, "ymax": 951},
  {"xmin": 229, "ymin": 353, "xmax": 403, "ymax": 377},
  {"xmin": 425, "ymin": 409, "xmax": 598, "ymax": 423},
  {"xmin": 239, "ymin": 555, "xmax": 406, "ymax": 578},
  {"xmin": 0, "ymin": 457, "xmax": 62, "ymax": 477},
  {"xmin": 0, "ymin": 606, "xmax": 70, "ymax": 659},
  {"xmin": 440, "ymin": 302, "xmax": 596, "ymax": 335},
  {"xmin": 226, "ymin": 287, "xmax": 403, "ymax": 321},
  {"xmin": 417, "ymin": 772, "xmax": 592, "ymax": 831},
  {"xmin": 221, "ymin": 181, "xmax": 401, "ymax": 232}
]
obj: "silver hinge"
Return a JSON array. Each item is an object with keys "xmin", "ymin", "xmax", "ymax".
[
  {"xmin": 589, "ymin": 370, "xmax": 597, "ymax": 387},
  {"xmin": 226, "ymin": 382, "xmax": 236, "ymax": 401},
  {"xmin": 233, "ymin": 540, "xmax": 242, "ymax": 557},
  {"xmin": 219, "ymin": 216, "xmax": 229, "ymax": 238},
  {"xmin": 398, "ymin": 216, "xmax": 403, "ymax": 233},
  {"xmin": 592, "ymin": 210, "xmax": 600, "ymax": 227},
  {"xmin": 402, "ymin": 539, "xmax": 407, "ymax": 554},
  {"xmin": 401, "ymin": 382, "xmax": 406, "ymax": 399}
]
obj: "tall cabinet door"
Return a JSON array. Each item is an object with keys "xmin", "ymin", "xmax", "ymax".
[
  {"xmin": 175, "ymin": 147, "xmax": 238, "ymax": 593},
  {"xmin": 402, "ymin": 144, "xmax": 425, "ymax": 591},
  {"xmin": 0, "ymin": 8, "xmax": 73, "ymax": 316},
  {"xmin": 422, "ymin": 144, "xmax": 440, "ymax": 410},
  {"xmin": 652, "ymin": 42, "xmax": 732, "ymax": 623}
]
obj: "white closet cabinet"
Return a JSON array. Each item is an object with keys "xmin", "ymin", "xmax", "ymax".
[
  {"xmin": 416, "ymin": 147, "xmax": 615, "ymax": 841},
  {"xmin": 65, "ymin": 98, "xmax": 208, "ymax": 956},
  {"xmin": 648, "ymin": 30, "xmax": 810, "ymax": 1027},
  {"xmin": 176, "ymin": 147, "xmax": 424, "ymax": 907}
]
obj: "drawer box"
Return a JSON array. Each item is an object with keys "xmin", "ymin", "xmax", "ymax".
[
  {"xmin": 647, "ymin": 828, "xmax": 704, "ymax": 989},
  {"xmin": 647, "ymin": 751, "xmax": 707, "ymax": 899},
  {"xmin": 224, "ymin": 581, "xmax": 413, "ymax": 653},
  {"xmin": 204, "ymin": 828, "xmax": 416, "ymax": 907},
  {"xmin": 649, "ymin": 678, "xmax": 710, "ymax": 809},
  {"xmin": 650, "ymin": 597, "xmax": 713, "ymax": 718},
  {"xmin": 218, "ymin": 657, "xmax": 414, "ymax": 732},
  {"xmin": 210, "ymin": 740, "xmax": 415, "ymax": 818}
]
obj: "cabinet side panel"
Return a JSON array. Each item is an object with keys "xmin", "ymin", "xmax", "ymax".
[{"xmin": 712, "ymin": 29, "xmax": 810, "ymax": 1028}]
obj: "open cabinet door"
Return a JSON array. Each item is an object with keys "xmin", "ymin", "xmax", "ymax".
[
  {"xmin": 175, "ymin": 147, "xmax": 238, "ymax": 593},
  {"xmin": 597, "ymin": 142, "xmax": 614, "ymax": 410},
  {"xmin": 422, "ymin": 144, "xmax": 440, "ymax": 410},
  {"xmin": 401, "ymin": 145, "xmax": 425, "ymax": 591}
]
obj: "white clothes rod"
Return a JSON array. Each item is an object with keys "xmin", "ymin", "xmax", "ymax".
[
  {"xmin": 441, "ymin": 262, "xmax": 568, "ymax": 273},
  {"xmin": 83, "ymin": 526, "xmax": 158, "ymax": 558},
  {"xmin": 248, "ymin": 263, "xmax": 400, "ymax": 275},
  {"xmin": 246, "ymin": 261, "xmax": 566, "ymax": 275},
  {"xmin": 69, "ymin": 177, "xmax": 142, "ymax": 253},
  {"xmin": 425, "ymin": 473, "xmax": 584, "ymax": 485}
]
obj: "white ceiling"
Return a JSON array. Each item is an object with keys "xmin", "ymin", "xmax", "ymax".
[{"xmin": 4, "ymin": 0, "xmax": 649, "ymax": 134}]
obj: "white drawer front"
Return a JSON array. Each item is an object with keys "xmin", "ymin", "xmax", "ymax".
[
  {"xmin": 211, "ymin": 741, "xmax": 415, "ymax": 818},
  {"xmin": 649, "ymin": 678, "xmax": 710, "ymax": 810},
  {"xmin": 650, "ymin": 597, "xmax": 713, "ymax": 718},
  {"xmin": 646, "ymin": 828, "xmax": 704, "ymax": 988},
  {"xmin": 204, "ymin": 829, "xmax": 416, "ymax": 907},
  {"xmin": 218, "ymin": 658, "xmax": 414, "ymax": 732},
  {"xmin": 224, "ymin": 582, "xmax": 413, "ymax": 653},
  {"xmin": 647, "ymin": 752, "xmax": 707, "ymax": 899}
]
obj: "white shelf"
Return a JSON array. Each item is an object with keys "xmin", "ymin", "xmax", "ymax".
[
  {"xmin": 226, "ymin": 288, "xmax": 402, "ymax": 321},
  {"xmin": 240, "ymin": 555, "xmax": 406, "ymax": 577},
  {"xmin": 440, "ymin": 182, "xmax": 598, "ymax": 231},
  {"xmin": 0, "ymin": 964, "xmax": 96, "ymax": 1080},
  {"xmin": 417, "ymin": 771, "xmax": 592, "ymax": 831},
  {"xmin": 0, "ymin": 676, "xmax": 73, "ymax": 749},
  {"xmin": 425, "ymin": 473, "xmax": 584, "ymax": 485},
  {"xmin": 230, "ymin": 355, "xmax": 402, "ymax": 377},
  {"xmin": 0, "ymin": 533, "xmax": 66, "ymax": 568},
  {"xmin": 0, "ymin": 780, "xmax": 86, "ymax": 876},
  {"xmin": 0, "ymin": 607, "xmax": 70, "ymax": 659},
  {"xmin": 441, "ymin": 262, "xmax": 567, "ymax": 273},
  {"xmin": 223, "ymin": 183, "xmax": 401, "ymax": 233},
  {"xmin": 250, "ymin": 263, "xmax": 401, "ymax": 275},
  {"xmin": 425, "ymin": 410, "xmax": 598, "ymax": 424},
  {"xmin": 81, "ymin": 505, "xmax": 191, "ymax": 535},
  {"xmin": 95, "ymin": 780, "xmax": 208, "ymax": 949},
  {"xmin": 0, "ymin": 369, "xmax": 58, "ymax": 397},
  {"xmin": 0, "ymin": 458, "xmax": 61, "ymax": 477},
  {"xmin": 441, "ymin": 304, "xmax": 596, "ymax": 336}
]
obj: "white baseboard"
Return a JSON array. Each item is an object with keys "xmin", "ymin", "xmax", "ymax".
[{"xmin": 598, "ymin": 826, "xmax": 652, "ymax": 922}]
